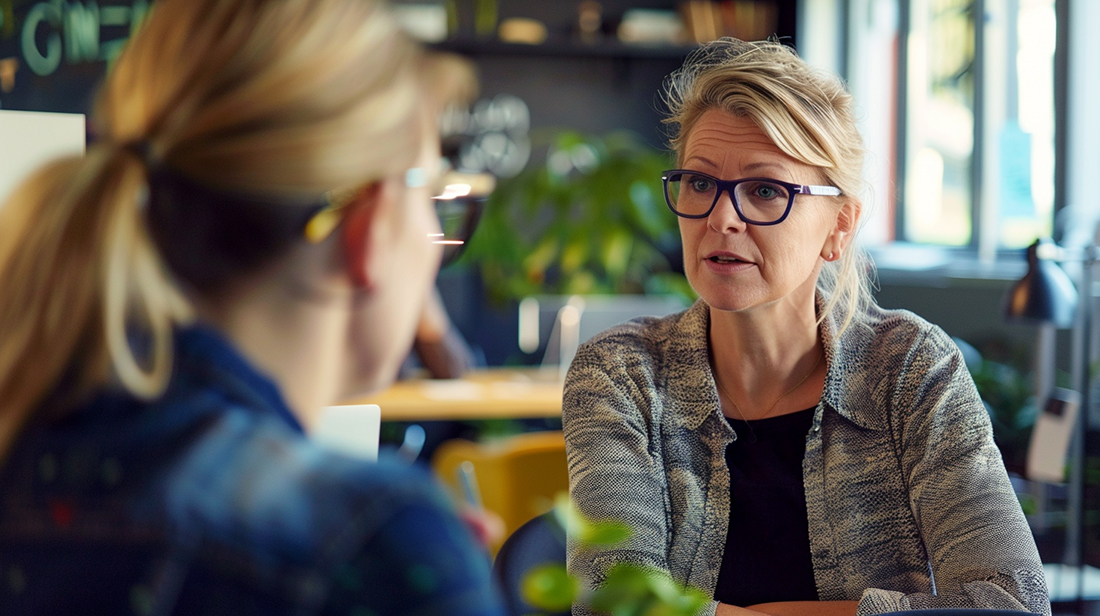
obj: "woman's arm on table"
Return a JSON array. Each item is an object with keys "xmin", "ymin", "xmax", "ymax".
[
  {"xmin": 563, "ymin": 341, "xmax": 695, "ymax": 615},
  {"xmin": 860, "ymin": 327, "xmax": 1049, "ymax": 615}
]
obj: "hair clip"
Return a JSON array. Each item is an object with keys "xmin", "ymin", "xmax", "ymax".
[{"xmin": 304, "ymin": 186, "xmax": 358, "ymax": 244}]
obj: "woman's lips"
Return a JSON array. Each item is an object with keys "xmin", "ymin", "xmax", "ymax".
[{"xmin": 703, "ymin": 252, "xmax": 756, "ymax": 273}]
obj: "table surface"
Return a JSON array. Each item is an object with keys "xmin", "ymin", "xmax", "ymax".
[{"xmin": 342, "ymin": 367, "xmax": 565, "ymax": 422}]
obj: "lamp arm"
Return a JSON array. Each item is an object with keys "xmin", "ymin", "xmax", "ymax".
[{"xmin": 1037, "ymin": 242, "xmax": 1100, "ymax": 263}]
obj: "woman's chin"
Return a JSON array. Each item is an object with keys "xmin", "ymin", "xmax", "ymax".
[{"xmin": 697, "ymin": 287, "xmax": 765, "ymax": 314}]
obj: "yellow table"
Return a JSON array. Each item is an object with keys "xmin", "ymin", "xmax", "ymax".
[{"xmin": 345, "ymin": 367, "xmax": 564, "ymax": 422}]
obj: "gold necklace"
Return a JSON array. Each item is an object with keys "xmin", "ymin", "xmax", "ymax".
[{"xmin": 716, "ymin": 349, "xmax": 824, "ymax": 434}]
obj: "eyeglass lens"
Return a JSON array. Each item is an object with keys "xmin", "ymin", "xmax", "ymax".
[
  {"xmin": 667, "ymin": 172, "xmax": 791, "ymax": 222},
  {"xmin": 433, "ymin": 199, "xmax": 483, "ymax": 267}
]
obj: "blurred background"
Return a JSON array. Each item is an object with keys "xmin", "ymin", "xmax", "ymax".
[{"xmin": 2, "ymin": 0, "xmax": 1099, "ymax": 610}]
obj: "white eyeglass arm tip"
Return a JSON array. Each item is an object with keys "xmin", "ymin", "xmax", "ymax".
[
  {"xmin": 405, "ymin": 167, "xmax": 428, "ymax": 188},
  {"xmin": 805, "ymin": 185, "xmax": 842, "ymax": 196}
]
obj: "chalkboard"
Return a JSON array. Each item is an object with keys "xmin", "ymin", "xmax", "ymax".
[{"xmin": 0, "ymin": 0, "xmax": 150, "ymax": 114}]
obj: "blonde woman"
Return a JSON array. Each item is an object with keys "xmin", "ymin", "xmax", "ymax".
[
  {"xmin": 0, "ymin": 0, "xmax": 503, "ymax": 613},
  {"xmin": 563, "ymin": 39, "xmax": 1049, "ymax": 616}
]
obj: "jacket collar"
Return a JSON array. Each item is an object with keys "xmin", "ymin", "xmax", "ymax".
[
  {"xmin": 664, "ymin": 298, "xmax": 886, "ymax": 432},
  {"xmin": 171, "ymin": 324, "xmax": 304, "ymax": 434}
]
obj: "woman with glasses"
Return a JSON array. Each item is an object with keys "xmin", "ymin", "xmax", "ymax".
[
  {"xmin": 563, "ymin": 39, "xmax": 1048, "ymax": 616},
  {"xmin": 0, "ymin": 0, "xmax": 504, "ymax": 613}
]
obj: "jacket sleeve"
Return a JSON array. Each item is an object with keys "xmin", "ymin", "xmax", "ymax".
[
  {"xmin": 320, "ymin": 468, "xmax": 506, "ymax": 616},
  {"xmin": 857, "ymin": 328, "xmax": 1050, "ymax": 615},
  {"xmin": 563, "ymin": 339, "xmax": 719, "ymax": 616}
]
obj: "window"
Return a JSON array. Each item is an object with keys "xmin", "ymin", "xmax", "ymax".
[
  {"xmin": 842, "ymin": 0, "xmax": 1058, "ymax": 256},
  {"xmin": 902, "ymin": 0, "xmax": 976, "ymax": 247}
]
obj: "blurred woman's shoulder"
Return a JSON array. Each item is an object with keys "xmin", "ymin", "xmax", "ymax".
[{"xmin": 0, "ymin": 323, "xmax": 493, "ymax": 614}]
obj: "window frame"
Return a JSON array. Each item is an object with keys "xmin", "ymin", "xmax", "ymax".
[{"xmin": 835, "ymin": 0, "xmax": 1068, "ymax": 264}]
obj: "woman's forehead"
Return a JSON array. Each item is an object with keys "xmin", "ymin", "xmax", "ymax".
[{"xmin": 683, "ymin": 109, "xmax": 811, "ymax": 179}]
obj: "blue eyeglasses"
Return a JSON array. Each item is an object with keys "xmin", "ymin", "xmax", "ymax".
[{"xmin": 661, "ymin": 169, "xmax": 842, "ymax": 225}]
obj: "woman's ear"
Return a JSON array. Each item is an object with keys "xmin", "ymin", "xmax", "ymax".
[
  {"xmin": 821, "ymin": 197, "xmax": 861, "ymax": 261},
  {"xmin": 341, "ymin": 183, "xmax": 386, "ymax": 291}
]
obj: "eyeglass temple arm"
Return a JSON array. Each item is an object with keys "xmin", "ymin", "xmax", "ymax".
[{"xmin": 799, "ymin": 185, "xmax": 842, "ymax": 196}]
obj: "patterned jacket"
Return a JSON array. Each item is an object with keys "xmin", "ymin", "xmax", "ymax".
[{"xmin": 563, "ymin": 299, "xmax": 1050, "ymax": 615}]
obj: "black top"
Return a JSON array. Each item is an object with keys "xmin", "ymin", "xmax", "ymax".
[{"xmin": 713, "ymin": 407, "xmax": 818, "ymax": 607}]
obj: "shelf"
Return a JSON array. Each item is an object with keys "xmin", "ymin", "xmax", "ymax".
[{"xmin": 431, "ymin": 38, "xmax": 698, "ymax": 61}]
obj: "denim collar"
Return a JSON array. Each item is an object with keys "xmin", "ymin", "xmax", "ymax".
[{"xmin": 171, "ymin": 324, "xmax": 303, "ymax": 434}]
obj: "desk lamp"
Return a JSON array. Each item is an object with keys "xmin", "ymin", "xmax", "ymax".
[
  {"xmin": 1004, "ymin": 239, "xmax": 1078, "ymax": 326},
  {"xmin": 1005, "ymin": 238, "xmax": 1097, "ymax": 611}
]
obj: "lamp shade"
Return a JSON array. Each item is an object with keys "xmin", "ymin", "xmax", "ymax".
[{"xmin": 1004, "ymin": 240, "xmax": 1078, "ymax": 328}]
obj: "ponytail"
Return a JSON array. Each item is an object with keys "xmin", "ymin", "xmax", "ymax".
[{"xmin": 0, "ymin": 144, "xmax": 191, "ymax": 456}]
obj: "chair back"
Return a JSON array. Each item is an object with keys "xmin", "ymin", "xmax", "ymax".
[
  {"xmin": 432, "ymin": 430, "xmax": 568, "ymax": 552},
  {"xmin": 491, "ymin": 511, "xmax": 569, "ymax": 616}
]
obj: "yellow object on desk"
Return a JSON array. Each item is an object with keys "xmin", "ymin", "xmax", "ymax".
[{"xmin": 345, "ymin": 367, "xmax": 564, "ymax": 422}]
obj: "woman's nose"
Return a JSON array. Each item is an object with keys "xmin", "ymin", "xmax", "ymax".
[{"xmin": 707, "ymin": 190, "xmax": 746, "ymax": 233}]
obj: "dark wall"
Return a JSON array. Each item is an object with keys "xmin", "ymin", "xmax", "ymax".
[
  {"xmin": 0, "ymin": 0, "xmax": 150, "ymax": 114},
  {"xmin": 455, "ymin": 51, "xmax": 685, "ymax": 150}
]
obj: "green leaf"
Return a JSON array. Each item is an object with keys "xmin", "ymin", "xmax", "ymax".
[
  {"xmin": 643, "ymin": 578, "xmax": 708, "ymax": 616},
  {"xmin": 643, "ymin": 574, "xmax": 682, "ymax": 604},
  {"xmin": 532, "ymin": 499, "xmax": 712, "ymax": 616},
  {"xmin": 564, "ymin": 271, "xmax": 600, "ymax": 295},
  {"xmin": 561, "ymin": 237, "xmax": 590, "ymax": 274},
  {"xmin": 581, "ymin": 520, "xmax": 633, "ymax": 547},
  {"xmin": 589, "ymin": 565, "xmax": 709, "ymax": 616},
  {"xmin": 587, "ymin": 565, "xmax": 653, "ymax": 616},
  {"xmin": 521, "ymin": 564, "xmax": 579, "ymax": 612},
  {"xmin": 523, "ymin": 237, "xmax": 559, "ymax": 281},
  {"xmin": 644, "ymin": 273, "xmax": 697, "ymax": 305},
  {"xmin": 551, "ymin": 495, "xmax": 632, "ymax": 548},
  {"xmin": 628, "ymin": 180, "xmax": 667, "ymax": 238},
  {"xmin": 461, "ymin": 129, "xmax": 687, "ymax": 303},
  {"xmin": 601, "ymin": 229, "xmax": 633, "ymax": 279}
]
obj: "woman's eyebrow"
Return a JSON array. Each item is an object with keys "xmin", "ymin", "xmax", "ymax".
[
  {"xmin": 683, "ymin": 155, "xmax": 719, "ymax": 170},
  {"xmin": 742, "ymin": 161, "xmax": 791, "ymax": 175}
]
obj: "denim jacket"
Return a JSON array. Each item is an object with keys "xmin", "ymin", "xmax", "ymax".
[{"xmin": 0, "ymin": 325, "xmax": 504, "ymax": 615}]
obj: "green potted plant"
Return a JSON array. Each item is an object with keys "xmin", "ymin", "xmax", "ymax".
[
  {"xmin": 521, "ymin": 496, "xmax": 709, "ymax": 616},
  {"xmin": 461, "ymin": 130, "xmax": 694, "ymax": 305}
]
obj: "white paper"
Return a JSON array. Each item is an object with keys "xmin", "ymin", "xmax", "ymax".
[
  {"xmin": 312, "ymin": 404, "xmax": 381, "ymax": 462},
  {"xmin": 1027, "ymin": 388, "xmax": 1081, "ymax": 483},
  {"xmin": 0, "ymin": 110, "xmax": 86, "ymax": 206}
]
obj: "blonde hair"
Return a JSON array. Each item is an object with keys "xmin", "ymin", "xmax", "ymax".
[
  {"xmin": 662, "ymin": 38, "xmax": 875, "ymax": 335},
  {"xmin": 0, "ymin": 0, "xmax": 473, "ymax": 454}
]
